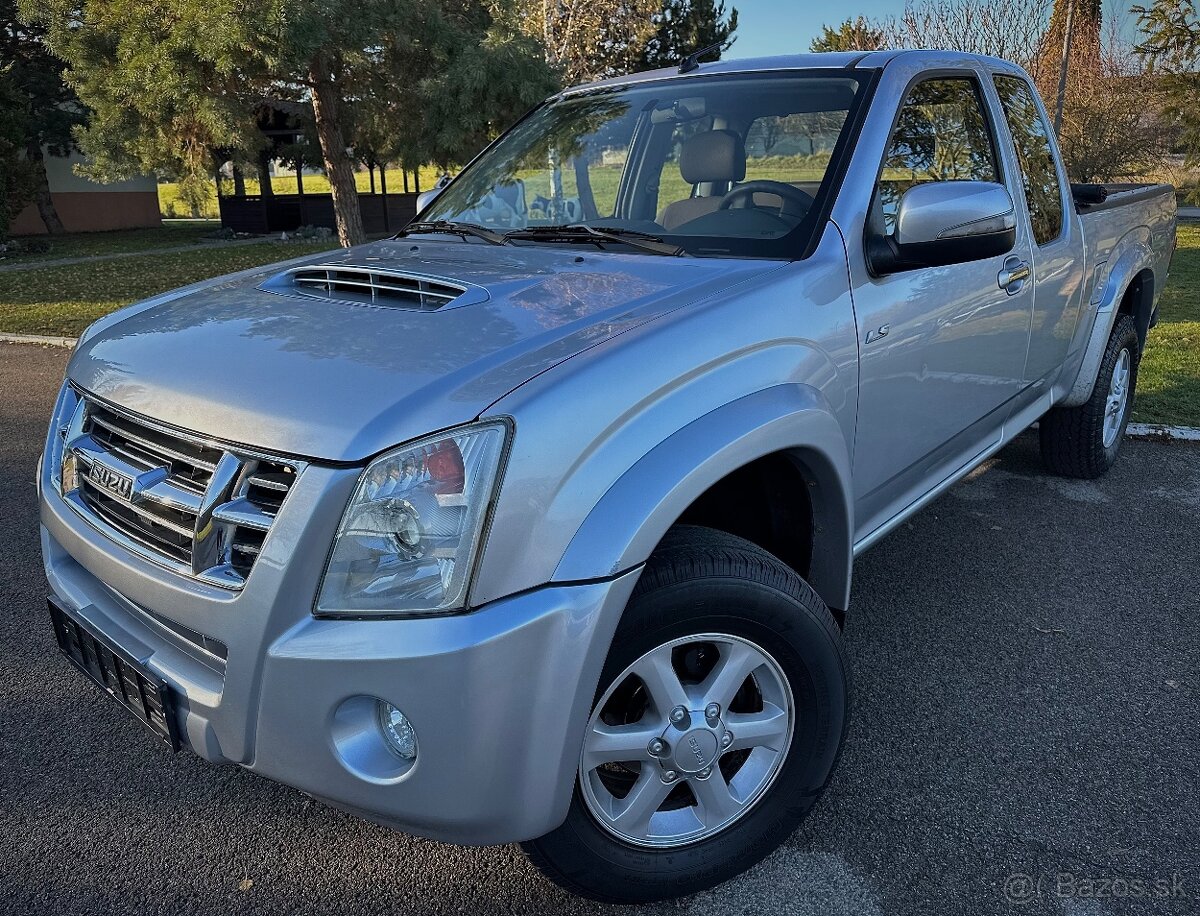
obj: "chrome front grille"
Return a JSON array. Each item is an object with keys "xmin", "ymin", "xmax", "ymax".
[{"xmin": 59, "ymin": 394, "xmax": 303, "ymax": 588}]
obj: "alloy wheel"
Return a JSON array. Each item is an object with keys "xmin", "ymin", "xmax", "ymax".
[{"xmin": 578, "ymin": 633, "xmax": 794, "ymax": 848}]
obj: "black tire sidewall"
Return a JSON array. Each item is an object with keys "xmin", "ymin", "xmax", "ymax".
[
  {"xmin": 1039, "ymin": 314, "xmax": 1141, "ymax": 478},
  {"xmin": 1096, "ymin": 320, "xmax": 1139, "ymax": 465},
  {"xmin": 536, "ymin": 568, "xmax": 847, "ymax": 902}
]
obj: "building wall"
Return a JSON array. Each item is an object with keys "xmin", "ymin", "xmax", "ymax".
[{"xmin": 11, "ymin": 150, "xmax": 162, "ymax": 235}]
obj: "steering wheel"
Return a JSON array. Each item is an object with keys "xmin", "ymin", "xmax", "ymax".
[{"xmin": 719, "ymin": 180, "xmax": 814, "ymax": 221}]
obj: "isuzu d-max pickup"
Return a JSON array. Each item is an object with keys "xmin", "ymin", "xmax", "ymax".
[{"xmin": 39, "ymin": 49, "xmax": 1176, "ymax": 902}]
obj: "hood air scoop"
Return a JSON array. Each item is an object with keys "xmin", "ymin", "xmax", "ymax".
[{"xmin": 259, "ymin": 264, "xmax": 488, "ymax": 311}]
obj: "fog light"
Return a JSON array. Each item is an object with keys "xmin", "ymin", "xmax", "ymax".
[{"xmin": 377, "ymin": 701, "xmax": 417, "ymax": 760}]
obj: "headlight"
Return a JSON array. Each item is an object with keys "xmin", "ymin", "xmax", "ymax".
[
  {"xmin": 46, "ymin": 383, "xmax": 81, "ymax": 494},
  {"xmin": 316, "ymin": 421, "xmax": 509, "ymax": 617}
]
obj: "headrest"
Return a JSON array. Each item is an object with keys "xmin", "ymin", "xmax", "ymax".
[{"xmin": 679, "ymin": 129, "xmax": 747, "ymax": 184}]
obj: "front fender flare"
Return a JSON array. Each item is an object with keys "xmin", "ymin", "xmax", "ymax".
[{"xmin": 553, "ymin": 384, "xmax": 855, "ymax": 611}]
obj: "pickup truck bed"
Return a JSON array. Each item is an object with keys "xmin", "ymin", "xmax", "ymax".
[{"xmin": 1072, "ymin": 181, "xmax": 1175, "ymax": 212}]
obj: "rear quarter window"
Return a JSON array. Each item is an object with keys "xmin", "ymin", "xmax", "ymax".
[{"xmin": 993, "ymin": 75, "xmax": 1065, "ymax": 246}]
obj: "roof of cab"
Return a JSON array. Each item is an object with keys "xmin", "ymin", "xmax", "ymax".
[
  {"xmin": 563, "ymin": 49, "xmax": 1026, "ymax": 95},
  {"xmin": 564, "ymin": 50, "xmax": 903, "ymax": 95}
]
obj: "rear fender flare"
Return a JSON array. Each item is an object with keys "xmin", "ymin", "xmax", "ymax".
[{"xmin": 1062, "ymin": 231, "xmax": 1153, "ymax": 407}]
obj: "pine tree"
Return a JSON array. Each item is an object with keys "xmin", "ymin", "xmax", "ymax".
[
  {"xmin": 2, "ymin": 0, "xmax": 85, "ymax": 234},
  {"xmin": 1135, "ymin": 0, "xmax": 1200, "ymax": 173},
  {"xmin": 0, "ymin": 65, "xmax": 38, "ymax": 238},
  {"xmin": 809, "ymin": 18, "xmax": 885, "ymax": 52},
  {"xmin": 637, "ymin": 0, "xmax": 739, "ymax": 71},
  {"xmin": 22, "ymin": 0, "xmax": 557, "ymax": 246}
]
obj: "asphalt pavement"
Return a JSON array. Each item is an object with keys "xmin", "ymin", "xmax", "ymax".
[{"xmin": 1, "ymin": 341, "xmax": 1197, "ymax": 916}]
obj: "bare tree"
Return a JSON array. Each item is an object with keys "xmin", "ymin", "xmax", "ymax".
[
  {"xmin": 881, "ymin": 0, "xmax": 1054, "ymax": 75},
  {"xmin": 820, "ymin": 0, "xmax": 1170, "ymax": 182},
  {"xmin": 527, "ymin": 0, "xmax": 661, "ymax": 84},
  {"xmin": 1056, "ymin": 24, "xmax": 1171, "ymax": 181},
  {"xmin": 810, "ymin": 17, "xmax": 886, "ymax": 52}
]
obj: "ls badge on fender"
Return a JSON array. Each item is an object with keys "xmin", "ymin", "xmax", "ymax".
[{"xmin": 865, "ymin": 324, "xmax": 890, "ymax": 344}]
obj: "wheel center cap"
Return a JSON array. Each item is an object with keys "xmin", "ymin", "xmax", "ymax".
[{"xmin": 673, "ymin": 727, "xmax": 719, "ymax": 774}]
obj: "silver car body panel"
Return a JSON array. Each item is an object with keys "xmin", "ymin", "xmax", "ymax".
[
  {"xmin": 67, "ymin": 241, "xmax": 776, "ymax": 462},
  {"xmin": 477, "ymin": 223, "xmax": 855, "ymax": 609},
  {"xmin": 1060, "ymin": 206, "xmax": 1175, "ymax": 406},
  {"xmin": 40, "ymin": 49, "xmax": 1176, "ymax": 844}
]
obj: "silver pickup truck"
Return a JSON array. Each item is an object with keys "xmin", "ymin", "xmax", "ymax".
[{"xmin": 39, "ymin": 50, "xmax": 1175, "ymax": 902}]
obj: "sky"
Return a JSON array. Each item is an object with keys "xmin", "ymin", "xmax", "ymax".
[{"xmin": 729, "ymin": 0, "xmax": 1141, "ymax": 59}]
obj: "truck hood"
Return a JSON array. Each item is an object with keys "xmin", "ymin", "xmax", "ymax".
[{"xmin": 68, "ymin": 239, "xmax": 776, "ymax": 462}]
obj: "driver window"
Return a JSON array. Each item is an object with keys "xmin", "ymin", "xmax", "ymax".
[{"xmin": 875, "ymin": 77, "xmax": 1000, "ymax": 234}]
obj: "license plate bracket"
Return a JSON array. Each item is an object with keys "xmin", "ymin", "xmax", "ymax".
[{"xmin": 49, "ymin": 597, "xmax": 180, "ymax": 750}]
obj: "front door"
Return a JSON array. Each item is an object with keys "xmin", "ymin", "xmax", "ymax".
[{"xmin": 851, "ymin": 74, "xmax": 1035, "ymax": 540}]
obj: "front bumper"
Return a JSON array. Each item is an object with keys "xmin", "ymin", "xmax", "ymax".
[{"xmin": 41, "ymin": 468, "xmax": 639, "ymax": 845}]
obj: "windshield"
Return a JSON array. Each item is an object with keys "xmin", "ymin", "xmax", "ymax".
[{"xmin": 421, "ymin": 72, "xmax": 868, "ymax": 259}]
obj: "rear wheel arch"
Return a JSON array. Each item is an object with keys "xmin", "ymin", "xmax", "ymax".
[
  {"xmin": 1117, "ymin": 267, "xmax": 1155, "ymax": 349},
  {"xmin": 1063, "ymin": 245, "xmax": 1154, "ymax": 408}
]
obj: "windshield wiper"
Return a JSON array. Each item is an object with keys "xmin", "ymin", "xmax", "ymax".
[
  {"xmin": 399, "ymin": 220, "xmax": 509, "ymax": 246},
  {"xmin": 504, "ymin": 224, "xmax": 684, "ymax": 256}
]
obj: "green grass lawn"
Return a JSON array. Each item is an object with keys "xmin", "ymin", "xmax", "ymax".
[
  {"xmin": 0, "ymin": 240, "xmax": 335, "ymax": 336},
  {"xmin": 1133, "ymin": 223, "xmax": 1200, "ymax": 426},
  {"xmin": 2, "ymin": 221, "xmax": 220, "ymax": 264},
  {"xmin": 159, "ymin": 166, "xmax": 446, "ymax": 218},
  {"xmin": 1, "ymin": 221, "xmax": 1198, "ymax": 427},
  {"xmin": 157, "ymin": 158, "xmax": 831, "ymax": 220}
]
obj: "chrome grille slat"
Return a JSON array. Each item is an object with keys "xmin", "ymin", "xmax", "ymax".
[
  {"xmin": 132, "ymin": 478, "xmax": 204, "ymax": 515},
  {"xmin": 61, "ymin": 395, "xmax": 303, "ymax": 589},
  {"xmin": 89, "ymin": 412, "xmax": 219, "ymax": 474},
  {"xmin": 88, "ymin": 436, "xmax": 158, "ymax": 471},
  {"xmin": 246, "ymin": 473, "xmax": 290, "ymax": 492},
  {"xmin": 80, "ymin": 485, "xmax": 192, "ymax": 560},
  {"xmin": 81, "ymin": 476, "xmax": 198, "ymax": 538},
  {"xmin": 212, "ymin": 498, "xmax": 276, "ymax": 532},
  {"xmin": 169, "ymin": 475, "xmax": 207, "ymax": 497},
  {"xmin": 89, "ymin": 425, "xmax": 212, "ymax": 495}
]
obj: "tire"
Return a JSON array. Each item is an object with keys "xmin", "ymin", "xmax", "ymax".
[
  {"xmin": 522, "ymin": 526, "xmax": 849, "ymax": 903},
  {"xmin": 1040, "ymin": 314, "xmax": 1140, "ymax": 479}
]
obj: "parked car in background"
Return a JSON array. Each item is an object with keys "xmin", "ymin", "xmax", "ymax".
[{"xmin": 40, "ymin": 49, "xmax": 1175, "ymax": 902}]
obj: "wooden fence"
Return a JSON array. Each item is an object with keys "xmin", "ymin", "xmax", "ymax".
[{"xmin": 218, "ymin": 192, "xmax": 419, "ymax": 235}]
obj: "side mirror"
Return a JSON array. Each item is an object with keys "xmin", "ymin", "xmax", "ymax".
[
  {"xmin": 415, "ymin": 174, "xmax": 454, "ymax": 215},
  {"xmin": 869, "ymin": 180, "xmax": 1016, "ymax": 275},
  {"xmin": 415, "ymin": 188, "xmax": 441, "ymax": 213}
]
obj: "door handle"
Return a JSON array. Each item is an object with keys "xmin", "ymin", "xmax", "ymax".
[{"xmin": 998, "ymin": 257, "xmax": 1031, "ymax": 292}]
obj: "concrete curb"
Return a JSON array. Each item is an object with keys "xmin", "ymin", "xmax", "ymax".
[
  {"xmin": 1127, "ymin": 423, "xmax": 1200, "ymax": 442},
  {"xmin": 0, "ymin": 332, "xmax": 76, "ymax": 348},
  {"xmin": 3, "ymin": 330, "xmax": 1200, "ymax": 443}
]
